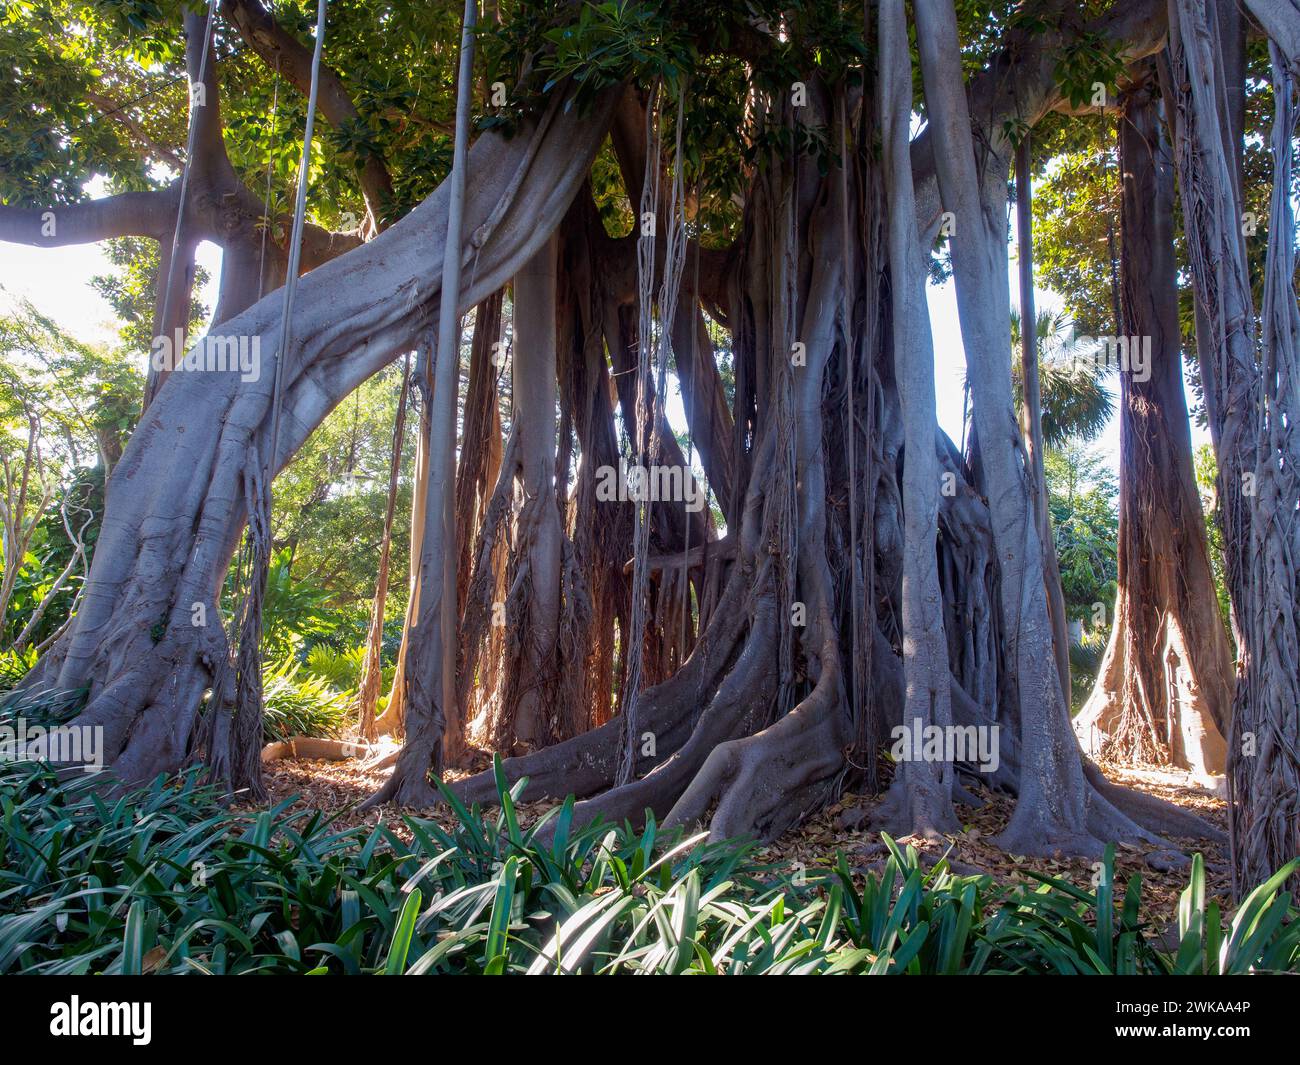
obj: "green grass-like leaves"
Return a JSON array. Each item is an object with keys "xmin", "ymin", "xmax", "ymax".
[{"xmin": 1, "ymin": 755, "xmax": 1296, "ymax": 975}]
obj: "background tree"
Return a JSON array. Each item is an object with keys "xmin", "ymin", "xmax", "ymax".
[{"xmin": 1073, "ymin": 69, "xmax": 1231, "ymax": 780}]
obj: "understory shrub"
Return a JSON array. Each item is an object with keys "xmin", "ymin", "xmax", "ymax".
[
  {"xmin": 1, "ymin": 755, "xmax": 1297, "ymax": 975},
  {"xmin": 261, "ymin": 659, "xmax": 350, "ymax": 742}
]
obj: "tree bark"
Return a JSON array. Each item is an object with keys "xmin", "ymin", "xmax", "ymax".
[
  {"xmin": 1231, "ymin": 40, "xmax": 1300, "ymax": 893},
  {"xmin": 500, "ymin": 234, "xmax": 565, "ymax": 749},
  {"xmin": 355, "ymin": 353, "xmax": 411, "ymax": 742},
  {"xmin": 372, "ymin": 0, "xmax": 478, "ymax": 805},
  {"xmin": 1015, "ymin": 133, "xmax": 1071, "ymax": 708},
  {"xmin": 873, "ymin": 0, "xmax": 959, "ymax": 839},
  {"xmin": 1074, "ymin": 73, "xmax": 1231, "ymax": 782},
  {"xmin": 913, "ymin": 0, "xmax": 1165, "ymax": 857},
  {"xmin": 16, "ymin": 87, "xmax": 619, "ymax": 790}
]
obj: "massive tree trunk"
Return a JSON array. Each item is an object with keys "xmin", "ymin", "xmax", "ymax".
[
  {"xmin": 872, "ymin": 0, "xmax": 959, "ymax": 839},
  {"xmin": 1163, "ymin": 0, "xmax": 1258, "ymax": 651},
  {"xmin": 1231, "ymin": 39, "xmax": 1300, "ymax": 893},
  {"xmin": 1163, "ymin": 0, "xmax": 1300, "ymax": 890},
  {"xmin": 1014, "ymin": 135, "xmax": 1072, "ymax": 709},
  {"xmin": 338, "ymin": 5, "xmax": 1212, "ymax": 857},
  {"xmin": 15, "ymin": 93, "xmax": 617, "ymax": 790},
  {"xmin": 368, "ymin": 0, "xmax": 478, "ymax": 805},
  {"xmin": 498, "ymin": 234, "xmax": 566, "ymax": 750},
  {"xmin": 1074, "ymin": 72, "xmax": 1231, "ymax": 781},
  {"xmin": 10, "ymin": 4, "xmax": 1234, "ymax": 862},
  {"xmin": 1164, "ymin": 0, "xmax": 1300, "ymax": 889},
  {"xmin": 912, "ymin": 0, "xmax": 1176, "ymax": 857},
  {"xmin": 440, "ymin": 43, "xmax": 1213, "ymax": 855}
]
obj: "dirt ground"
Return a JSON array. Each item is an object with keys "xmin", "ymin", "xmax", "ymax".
[{"xmin": 260, "ymin": 750, "xmax": 1230, "ymax": 927}]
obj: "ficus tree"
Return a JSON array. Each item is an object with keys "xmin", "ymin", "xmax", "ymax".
[{"xmin": 3, "ymin": 0, "xmax": 1297, "ymax": 880}]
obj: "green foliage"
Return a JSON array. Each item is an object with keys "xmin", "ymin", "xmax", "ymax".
[
  {"xmin": 1052, "ymin": 32, "xmax": 1125, "ymax": 112},
  {"xmin": 2, "ymin": 752, "xmax": 1297, "ymax": 975},
  {"xmin": 0, "ymin": 0, "xmax": 155, "ymax": 204},
  {"xmin": 0, "ymin": 645, "xmax": 37, "ymax": 691},
  {"xmin": 260, "ymin": 658, "xmax": 349, "ymax": 742},
  {"xmin": 1194, "ymin": 444, "xmax": 1233, "ymax": 639},
  {"xmin": 303, "ymin": 643, "xmax": 366, "ymax": 691},
  {"xmin": 1045, "ymin": 443, "xmax": 1118, "ymax": 624},
  {"xmin": 540, "ymin": 1, "xmax": 695, "ymax": 102},
  {"xmin": 1167, "ymin": 854, "xmax": 1300, "ymax": 974},
  {"xmin": 0, "ymin": 297, "xmax": 142, "ymax": 471},
  {"xmin": 1032, "ymin": 147, "xmax": 1120, "ymax": 338},
  {"xmin": 1043, "ymin": 443, "xmax": 1118, "ymax": 705},
  {"xmin": 246, "ymin": 548, "xmax": 336, "ymax": 660},
  {"xmin": 89, "ymin": 237, "xmax": 209, "ymax": 354},
  {"xmin": 0, "ymin": 301, "xmax": 141, "ymax": 649},
  {"xmin": 1, "ymin": 541, "xmax": 79, "ymax": 651},
  {"xmin": 1010, "ymin": 306, "xmax": 1113, "ymax": 446},
  {"xmin": 269, "ymin": 361, "xmax": 412, "ymax": 610}
]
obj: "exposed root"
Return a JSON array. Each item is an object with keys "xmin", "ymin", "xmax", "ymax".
[
  {"xmin": 665, "ymin": 675, "xmax": 848, "ymax": 842},
  {"xmin": 449, "ymin": 569, "xmax": 750, "ymax": 808},
  {"xmin": 530, "ymin": 594, "xmax": 779, "ymax": 837},
  {"xmin": 1083, "ymin": 759, "xmax": 1225, "ymax": 842},
  {"xmin": 873, "ymin": 766, "xmax": 963, "ymax": 842},
  {"xmin": 261, "ymin": 737, "xmax": 373, "ymax": 763},
  {"xmin": 359, "ymin": 733, "xmax": 441, "ymax": 810}
]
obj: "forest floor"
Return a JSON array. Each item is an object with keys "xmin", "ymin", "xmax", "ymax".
[{"xmin": 259, "ymin": 754, "xmax": 1230, "ymax": 930}]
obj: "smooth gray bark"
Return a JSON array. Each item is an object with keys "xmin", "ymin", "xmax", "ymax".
[
  {"xmin": 18, "ymin": 92, "xmax": 616, "ymax": 787},
  {"xmin": 913, "ymin": 0, "xmax": 1160, "ymax": 857},
  {"xmin": 874, "ymin": 0, "xmax": 959, "ymax": 838}
]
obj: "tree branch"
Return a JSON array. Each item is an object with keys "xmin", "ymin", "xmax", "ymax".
[
  {"xmin": 1243, "ymin": 0, "xmax": 1300, "ymax": 79},
  {"xmin": 909, "ymin": 0, "xmax": 1168, "ymax": 229},
  {"xmin": 86, "ymin": 92, "xmax": 184, "ymax": 171},
  {"xmin": 0, "ymin": 187, "xmax": 176, "ymax": 245},
  {"xmin": 220, "ymin": 0, "xmax": 396, "ymax": 231}
]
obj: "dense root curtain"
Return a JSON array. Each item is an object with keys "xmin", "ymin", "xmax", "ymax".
[
  {"xmin": 441, "ymin": 28, "xmax": 1216, "ymax": 856},
  {"xmin": 1231, "ymin": 38, "xmax": 1300, "ymax": 893},
  {"xmin": 12, "ymin": 5, "xmax": 1240, "ymax": 863},
  {"xmin": 871, "ymin": 0, "xmax": 959, "ymax": 840},
  {"xmin": 910, "ymin": 0, "xmax": 1197, "ymax": 858}
]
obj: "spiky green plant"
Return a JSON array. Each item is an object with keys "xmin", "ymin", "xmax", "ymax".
[
  {"xmin": 261, "ymin": 659, "xmax": 350, "ymax": 742},
  {"xmin": 1, "ymin": 752, "xmax": 1297, "ymax": 976},
  {"xmin": 303, "ymin": 644, "xmax": 367, "ymax": 692}
]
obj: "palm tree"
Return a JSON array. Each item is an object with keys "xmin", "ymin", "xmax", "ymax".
[{"xmin": 1008, "ymin": 306, "xmax": 1113, "ymax": 447}]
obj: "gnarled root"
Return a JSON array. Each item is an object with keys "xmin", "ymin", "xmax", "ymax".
[
  {"xmin": 665, "ymin": 667, "xmax": 848, "ymax": 842},
  {"xmin": 529, "ymin": 591, "xmax": 781, "ymax": 838},
  {"xmin": 448, "ymin": 567, "xmax": 750, "ymax": 807},
  {"xmin": 1083, "ymin": 759, "xmax": 1225, "ymax": 842},
  {"xmin": 261, "ymin": 737, "xmax": 373, "ymax": 763}
]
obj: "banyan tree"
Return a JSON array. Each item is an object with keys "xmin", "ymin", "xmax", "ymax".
[{"xmin": 2, "ymin": 0, "xmax": 1298, "ymax": 891}]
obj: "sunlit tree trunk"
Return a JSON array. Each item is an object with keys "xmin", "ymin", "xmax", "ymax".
[{"xmin": 1075, "ymin": 71, "xmax": 1231, "ymax": 781}]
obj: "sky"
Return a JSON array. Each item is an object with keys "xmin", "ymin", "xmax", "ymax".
[
  {"xmin": 0, "ymin": 236, "xmax": 224, "ymax": 351},
  {"xmin": 3, "ymin": 200, "xmax": 1214, "ymax": 474}
]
